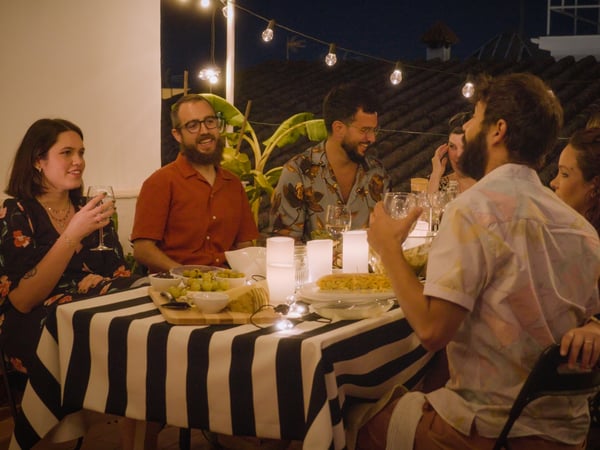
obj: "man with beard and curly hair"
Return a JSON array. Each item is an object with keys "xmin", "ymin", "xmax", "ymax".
[
  {"xmin": 131, "ymin": 94, "xmax": 258, "ymax": 273},
  {"xmin": 268, "ymin": 82, "xmax": 390, "ymax": 243},
  {"xmin": 351, "ymin": 73, "xmax": 600, "ymax": 450}
]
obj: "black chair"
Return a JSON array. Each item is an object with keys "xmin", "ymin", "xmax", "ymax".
[{"xmin": 493, "ymin": 344, "xmax": 600, "ymax": 450}]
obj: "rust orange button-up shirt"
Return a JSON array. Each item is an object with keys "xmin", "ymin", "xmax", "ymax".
[{"xmin": 131, "ymin": 154, "xmax": 259, "ymax": 271}]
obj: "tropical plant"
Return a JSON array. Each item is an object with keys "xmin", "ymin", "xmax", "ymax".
[{"xmin": 201, "ymin": 93, "xmax": 327, "ymax": 225}]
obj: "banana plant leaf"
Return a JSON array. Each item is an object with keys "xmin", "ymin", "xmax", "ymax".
[
  {"xmin": 263, "ymin": 113, "xmax": 322, "ymax": 148},
  {"xmin": 201, "ymin": 93, "xmax": 248, "ymax": 129}
]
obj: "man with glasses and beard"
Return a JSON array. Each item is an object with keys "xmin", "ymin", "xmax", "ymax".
[
  {"xmin": 131, "ymin": 94, "xmax": 258, "ymax": 273},
  {"xmin": 352, "ymin": 73, "xmax": 600, "ymax": 450},
  {"xmin": 268, "ymin": 82, "xmax": 390, "ymax": 242}
]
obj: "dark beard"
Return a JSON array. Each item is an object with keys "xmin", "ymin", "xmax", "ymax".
[
  {"xmin": 458, "ymin": 130, "xmax": 488, "ymax": 181},
  {"xmin": 181, "ymin": 135, "xmax": 224, "ymax": 166},
  {"xmin": 341, "ymin": 140, "xmax": 367, "ymax": 166}
]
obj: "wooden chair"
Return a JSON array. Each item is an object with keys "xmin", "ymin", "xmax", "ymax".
[
  {"xmin": 493, "ymin": 344, "xmax": 600, "ymax": 450},
  {"xmin": 410, "ymin": 177, "xmax": 429, "ymax": 193}
]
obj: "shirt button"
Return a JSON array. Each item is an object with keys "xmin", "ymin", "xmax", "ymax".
[
  {"xmin": 212, "ymin": 216, "xmax": 217, "ymax": 220},
  {"xmin": 215, "ymin": 258, "xmax": 220, "ymax": 263},
  {"xmin": 206, "ymin": 236, "xmax": 211, "ymax": 240}
]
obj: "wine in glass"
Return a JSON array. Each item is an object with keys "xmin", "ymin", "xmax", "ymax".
[
  {"xmin": 87, "ymin": 185, "xmax": 115, "ymax": 251},
  {"xmin": 325, "ymin": 204, "xmax": 351, "ymax": 269}
]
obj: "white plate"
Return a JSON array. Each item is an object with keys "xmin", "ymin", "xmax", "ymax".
[
  {"xmin": 312, "ymin": 298, "xmax": 395, "ymax": 320},
  {"xmin": 297, "ymin": 282, "xmax": 394, "ymax": 304}
]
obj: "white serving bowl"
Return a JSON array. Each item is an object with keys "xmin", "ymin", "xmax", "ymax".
[
  {"xmin": 149, "ymin": 273, "xmax": 181, "ymax": 291},
  {"xmin": 214, "ymin": 269, "xmax": 247, "ymax": 289},
  {"xmin": 188, "ymin": 291, "xmax": 230, "ymax": 313},
  {"xmin": 224, "ymin": 247, "xmax": 266, "ymax": 278}
]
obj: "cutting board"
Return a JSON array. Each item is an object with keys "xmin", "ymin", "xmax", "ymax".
[{"xmin": 148, "ymin": 284, "xmax": 279, "ymax": 325}]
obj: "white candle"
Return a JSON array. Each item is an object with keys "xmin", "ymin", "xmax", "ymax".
[
  {"xmin": 307, "ymin": 239, "xmax": 333, "ymax": 282},
  {"xmin": 342, "ymin": 230, "xmax": 369, "ymax": 273},
  {"xmin": 266, "ymin": 237, "xmax": 295, "ymax": 305}
]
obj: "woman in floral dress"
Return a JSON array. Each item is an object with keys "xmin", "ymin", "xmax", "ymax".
[{"xmin": 0, "ymin": 118, "xmax": 143, "ymax": 374}]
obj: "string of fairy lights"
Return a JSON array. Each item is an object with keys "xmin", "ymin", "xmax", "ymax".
[{"xmin": 181, "ymin": 0, "xmax": 474, "ymax": 95}]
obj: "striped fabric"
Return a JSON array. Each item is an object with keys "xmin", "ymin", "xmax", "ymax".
[{"xmin": 10, "ymin": 287, "xmax": 433, "ymax": 450}]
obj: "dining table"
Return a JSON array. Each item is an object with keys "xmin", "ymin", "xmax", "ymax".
[{"xmin": 10, "ymin": 285, "xmax": 435, "ymax": 450}]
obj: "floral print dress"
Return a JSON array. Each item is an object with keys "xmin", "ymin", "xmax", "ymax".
[{"xmin": 0, "ymin": 198, "xmax": 141, "ymax": 373}]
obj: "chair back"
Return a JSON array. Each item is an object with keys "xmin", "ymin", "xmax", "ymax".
[
  {"xmin": 493, "ymin": 344, "xmax": 600, "ymax": 450},
  {"xmin": 410, "ymin": 178, "xmax": 429, "ymax": 193}
]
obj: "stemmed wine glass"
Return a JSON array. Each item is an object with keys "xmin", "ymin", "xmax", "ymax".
[
  {"xmin": 325, "ymin": 204, "xmax": 351, "ymax": 269},
  {"xmin": 87, "ymin": 185, "xmax": 115, "ymax": 251}
]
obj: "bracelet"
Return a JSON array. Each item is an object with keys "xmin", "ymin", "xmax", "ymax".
[
  {"xmin": 585, "ymin": 315, "xmax": 600, "ymax": 326},
  {"xmin": 62, "ymin": 235, "xmax": 79, "ymax": 250}
]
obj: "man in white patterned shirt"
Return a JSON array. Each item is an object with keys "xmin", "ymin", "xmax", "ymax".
[{"xmin": 360, "ymin": 73, "xmax": 600, "ymax": 450}]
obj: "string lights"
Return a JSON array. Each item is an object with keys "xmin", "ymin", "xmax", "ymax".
[
  {"xmin": 198, "ymin": 5, "xmax": 220, "ymax": 85},
  {"xmin": 390, "ymin": 62, "xmax": 403, "ymax": 85},
  {"xmin": 189, "ymin": 0, "xmax": 473, "ymax": 89},
  {"xmin": 325, "ymin": 43, "xmax": 337, "ymax": 67},
  {"xmin": 262, "ymin": 19, "xmax": 275, "ymax": 42}
]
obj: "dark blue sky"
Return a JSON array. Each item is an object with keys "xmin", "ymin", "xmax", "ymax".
[{"xmin": 161, "ymin": 0, "xmax": 583, "ymax": 78}]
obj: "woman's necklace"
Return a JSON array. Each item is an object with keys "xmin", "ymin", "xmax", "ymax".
[{"xmin": 39, "ymin": 199, "xmax": 73, "ymax": 231}]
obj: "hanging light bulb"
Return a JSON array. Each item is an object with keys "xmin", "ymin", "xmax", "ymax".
[
  {"xmin": 325, "ymin": 43, "xmax": 337, "ymax": 67},
  {"xmin": 462, "ymin": 80, "xmax": 475, "ymax": 98},
  {"xmin": 199, "ymin": 66, "xmax": 221, "ymax": 85},
  {"xmin": 262, "ymin": 20, "xmax": 275, "ymax": 42},
  {"xmin": 199, "ymin": 0, "xmax": 210, "ymax": 8},
  {"xmin": 390, "ymin": 62, "xmax": 403, "ymax": 85}
]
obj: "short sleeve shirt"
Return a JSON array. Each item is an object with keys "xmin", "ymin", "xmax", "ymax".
[
  {"xmin": 268, "ymin": 141, "xmax": 390, "ymax": 242},
  {"xmin": 131, "ymin": 154, "xmax": 259, "ymax": 271},
  {"xmin": 423, "ymin": 164, "xmax": 600, "ymax": 444}
]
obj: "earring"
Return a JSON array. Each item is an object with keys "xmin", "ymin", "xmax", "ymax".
[{"xmin": 36, "ymin": 166, "xmax": 42, "ymax": 173}]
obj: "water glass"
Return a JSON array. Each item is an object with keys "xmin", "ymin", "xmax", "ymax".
[{"xmin": 383, "ymin": 192, "xmax": 414, "ymax": 219}]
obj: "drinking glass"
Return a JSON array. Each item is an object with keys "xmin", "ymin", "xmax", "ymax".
[
  {"xmin": 325, "ymin": 204, "xmax": 351, "ymax": 269},
  {"xmin": 87, "ymin": 185, "xmax": 115, "ymax": 251},
  {"xmin": 383, "ymin": 192, "xmax": 414, "ymax": 219}
]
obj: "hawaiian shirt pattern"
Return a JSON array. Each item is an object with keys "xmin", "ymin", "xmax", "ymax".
[
  {"xmin": 423, "ymin": 164, "xmax": 600, "ymax": 444},
  {"xmin": 268, "ymin": 140, "xmax": 390, "ymax": 242}
]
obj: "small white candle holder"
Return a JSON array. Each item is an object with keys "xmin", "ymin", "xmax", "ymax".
[
  {"xmin": 342, "ymin": 230, "xmax": 369, "ymax": 273},
  {"xmin": 266, "ymin": 237, "xmax": 295, "ymax": 305},
  {"xmin": 307, "ymin": 239, "xmax": 333, "ymax": 282}
]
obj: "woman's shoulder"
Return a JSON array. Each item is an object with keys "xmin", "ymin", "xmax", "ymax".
[{"xmin": 2, "ymin": 197, "xmax": 37, "ymax": 214}]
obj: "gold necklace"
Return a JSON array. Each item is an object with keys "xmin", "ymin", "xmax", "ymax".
[{"xmin": 39, "ymin": 200, "xmax": 73, "ymax": 231}]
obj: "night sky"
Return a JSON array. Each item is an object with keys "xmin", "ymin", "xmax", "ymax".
[{"xmin": 161, "ymin": 0, "xmax": 585, "ymax": 80}]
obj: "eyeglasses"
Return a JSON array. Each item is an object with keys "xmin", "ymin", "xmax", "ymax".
[
  {"xmin": 347, "ymin": 124, "xmax": 380, "ymax": 137},
  {"xmin": 179, "ymin": 116, "xmax": 222, "ymax": 133}
]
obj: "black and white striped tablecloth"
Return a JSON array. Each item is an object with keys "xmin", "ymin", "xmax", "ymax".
[{"xmin": 10, "ymin": 286, "xmax": 433, "ymax": 450}]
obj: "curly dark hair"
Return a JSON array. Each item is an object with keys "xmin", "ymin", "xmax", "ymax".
[
  {"xmin": 470, "ymin": 73, "xmax": 564, "ymax": 170},
  {"xmin": 322, "ymin": 83, "xmax": 381, "ymax": 132}
]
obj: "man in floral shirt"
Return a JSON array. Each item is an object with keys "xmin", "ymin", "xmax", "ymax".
[{"xmin": 268, "ymin": 83, "xmax": 390, "ymax": 243}]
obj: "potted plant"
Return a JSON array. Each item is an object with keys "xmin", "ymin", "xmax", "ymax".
[{"xmin": 201, "ymin": 94, "xmax": 327, "ymax": 227}]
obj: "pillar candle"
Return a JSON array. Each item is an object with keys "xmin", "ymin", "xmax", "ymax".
[
  {"xmin": 342, "ymin": 230, "xmax": 369, "ymax": 273},
  {"xmin": 306, "ymin": 239, "xmax": 333, "ymax": 282},
  {"xmin": 266, "ymin": 237, "xmax": 295, "ymax": 305}
]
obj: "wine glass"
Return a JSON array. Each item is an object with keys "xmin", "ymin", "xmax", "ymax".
[
  {"xmin": 87, "ymin": 185, "xmax": 115, "ymax": 251},
  {"xmin": 325, "ymin": 204, "xmax": 351, "ymax": 269},
  {"xmin": 383, "ymin": 192, "xmax": 414, "ymax": 219}
]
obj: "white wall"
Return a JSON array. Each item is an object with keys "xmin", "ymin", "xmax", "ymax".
[{"xmin": 0, "ymin": 1, "xmax": 161, "ymax": 254}]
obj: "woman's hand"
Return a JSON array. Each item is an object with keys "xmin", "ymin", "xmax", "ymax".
[
  {"xmin": 64, "ymin": 193, "xmax": 115, "ymax": 243},
  {"xmin": 560, "ymin": 321, "xmax": 600, "ymax": 369},
  {"xmin": 431, "ymin": 144, "xmax": 449, "ymax": 177}
]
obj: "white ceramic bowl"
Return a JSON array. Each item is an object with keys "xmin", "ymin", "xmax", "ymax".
[
  {"xmin": 149, "ymin": 273, "xmax": 181, "ymax": 291},
  {"xmin": 188, "ymin": 291, "xmax": 230, "ymax": 313},
  {"xmin": 214, "ymin": 269, "xmax": 247, "ymax": 289},
  {"xmin": 224, "ymin": 247, "xmax": 266, "ymax": 278}
]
